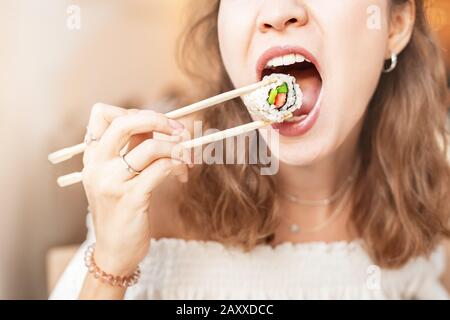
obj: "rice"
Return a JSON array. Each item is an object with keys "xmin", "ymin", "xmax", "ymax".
[{"xmin": 242, "ymin": 73, "xmax": 303, "ymax": 123}]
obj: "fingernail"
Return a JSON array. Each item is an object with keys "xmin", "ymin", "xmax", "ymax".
[
  {"xmin": 179, "ymin": 174, "xmax": 189, "ymax": 183},
  {"xmin": 169, "ymin": 119, "xmax": 185, "ymax": 131}
]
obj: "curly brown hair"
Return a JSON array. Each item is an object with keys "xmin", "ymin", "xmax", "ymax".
[{"xmin": 174, "ymin": 0, "xmax": 450, "ymax": 268}]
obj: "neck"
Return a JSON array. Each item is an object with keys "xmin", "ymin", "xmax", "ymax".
[
  {"xmin": 278, "ymin": 137, "xmax": 360, "ymax": 202},
  {"xmin": 272, "ymin": 126, "xmax": 361, "ymax": 245}
]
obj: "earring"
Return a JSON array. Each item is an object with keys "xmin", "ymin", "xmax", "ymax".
[{"xmin": 383, "ymin": 52, "xmax": 398, "ymax": 73}]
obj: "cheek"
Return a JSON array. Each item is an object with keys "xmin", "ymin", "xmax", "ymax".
[
  {"xmin": 324, "ymin": 0, "xmax": 389, "ymax": 103},
  {"xmin": 218, "ymin": 2, "xmax": 255, "ymax": 87},
  {"xmin": 321, "ymin": 0, "xmax": 389, "ymax": 131}
]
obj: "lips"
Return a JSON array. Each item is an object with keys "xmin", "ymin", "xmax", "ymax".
[{"xmin": 256, "ymin": 46, "xmax": 323, "ymax": 136}]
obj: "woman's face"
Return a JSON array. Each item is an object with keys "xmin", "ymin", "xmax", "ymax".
[{"xmin": 218, "ymin": 0, "xmax": 390, "ymax": 166}]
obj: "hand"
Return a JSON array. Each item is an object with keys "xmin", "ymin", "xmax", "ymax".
[{"xmin": 81, "ymin": 103, "xmax": 190, "ymax": 276}]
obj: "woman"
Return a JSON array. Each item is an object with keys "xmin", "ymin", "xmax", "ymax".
[{"xmin": 51, "ymin": 0, "xmax": 450, "ymax": 299}]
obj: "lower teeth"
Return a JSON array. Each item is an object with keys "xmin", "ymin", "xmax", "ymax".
[{"xmin": 286, "ymin": 114, "xmax": 308, "ymax": 123}]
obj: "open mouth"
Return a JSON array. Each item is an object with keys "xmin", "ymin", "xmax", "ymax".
[{"xmin": 258, "ymin": 51, "xmax": 323, "ymax": 123}]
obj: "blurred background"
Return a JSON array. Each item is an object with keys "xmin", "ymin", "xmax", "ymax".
[{"xmin": 0, "ymin": 0, "xmax": 448, "ymax": 299}]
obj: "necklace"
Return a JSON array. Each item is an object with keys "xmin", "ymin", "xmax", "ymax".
[
  {"xmin": 279, "ymin": 161, "xmax": 360, "ymax": 234},
  {"xmin": 287, "ymin": 184, "xmax": 352, "ymax": 234},
  {"xmin": 281, "ymin": 166, "xmax": 358, "ymax": 207}
]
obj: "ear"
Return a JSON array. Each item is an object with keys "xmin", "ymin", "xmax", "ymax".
[{"xmin": 386, "ymin": 0, "xmax": 416, "ymax": 58}]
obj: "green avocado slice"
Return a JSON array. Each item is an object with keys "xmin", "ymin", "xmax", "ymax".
[
  {"xmin": 277, "ymin": 83, "xmax": 288, "ymax": 94},
  {"xmin": 267, "ymin": 88, "xmax": 278, "ymax": 105}
]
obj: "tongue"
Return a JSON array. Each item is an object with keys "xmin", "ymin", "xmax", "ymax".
[{"xmin": 289, "ymin": 68, "xmax": 322, "ymax": 116}]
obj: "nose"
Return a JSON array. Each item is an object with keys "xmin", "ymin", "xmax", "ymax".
[{"xmin": 257, "ymin": 0, "xmax": 308, "ymax": 33}]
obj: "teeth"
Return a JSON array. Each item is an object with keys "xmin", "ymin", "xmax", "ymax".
[
  {"xmin": 295, "ymin": 54, "xmax": 305, "ymax": 63},
  {"xmin": 272, "ymin": 57, "xmax": 283, "ymax": 67},
  {"xmin": 264, "ymin": 53, "xmax": 309, "ymax": 69},
  {"xmin": 282, "ymin": 54, "xmax": 296, "ymax": 66},
  {"xmin": 285, "ymin": 114, "xmax": 308, "ymax": 123}
]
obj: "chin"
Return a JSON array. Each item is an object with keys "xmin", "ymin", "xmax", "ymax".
[
  {"xmin": 279, "ymin": 143, "xmax": 329, "ymax": 167},
  {"xmin": 261, "ymin": 124, "xmax": 334, "ymax": 167}
]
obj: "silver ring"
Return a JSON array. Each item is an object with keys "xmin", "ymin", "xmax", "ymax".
[
  {"xmin": 84, "ymin": 128, "xmax": 99, "ymax": 145},
  {"xmin": 120, "ymin": 154, "xmax": 141, "ymax": 176},
  {"xmin": 383, "ymin": 52, "xmax": 398, "ymax": 73}
]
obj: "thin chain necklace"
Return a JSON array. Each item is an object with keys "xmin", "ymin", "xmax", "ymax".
[
  {"xmin": 282, "ymin": 172, "xmax": 356, "ymax": 207},
  {"xmin": 286, "ymin": 183, "xmax": 353, "ymax": 234},
  {"xmin": 281, "ymin": 162, "xmax": 359, "ymax": 234}
]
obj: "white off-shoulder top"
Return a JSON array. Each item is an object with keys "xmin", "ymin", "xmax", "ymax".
[{"xmin": 50, "ymin": 214, "xmax": 449, "ymax": 300}]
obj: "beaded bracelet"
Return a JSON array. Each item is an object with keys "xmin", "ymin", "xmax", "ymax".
[{"xmin": 84, "ymin": 243, "xmax": 141, "ymax": 287}]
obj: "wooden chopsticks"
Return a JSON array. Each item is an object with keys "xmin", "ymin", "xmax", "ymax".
[{"xmin": 50, "ymin": 78, "xmax": 276, "ymax": 187}]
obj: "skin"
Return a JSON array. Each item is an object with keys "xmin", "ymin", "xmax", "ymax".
[
  {"xmin": 217, "ymin": 0, "xmax": 414, "ymax": 242},
  {"xmin": 79, "ymin": 105, "xmax": 192, "ymax": 299},
  {"xmin": 78, "ymin": 0, "xmax": 450, "ymax": 299}
]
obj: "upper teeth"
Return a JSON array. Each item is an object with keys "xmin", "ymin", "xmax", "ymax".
[{"xmin": 265, "ymin": 54, "xmax": 311, "ymax": 68}]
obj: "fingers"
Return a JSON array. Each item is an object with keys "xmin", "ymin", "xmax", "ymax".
[
  {"xmin": 121, "ymin": 139, "xmax": 187, "ymax": 175},
  {"xmin": 127, "ymin": 132, "xmax": 153, "ymax": 153},
  {"xmin": 128, "ymin": 158, "xmax": 188, "ymax": 195},
  {"xmin": 83, "ymin": 103, "xmax": 129, "ymax": 166},
  {"xmin": 98, "ymin": 110, "xmax": 185, "ymax": 159},
  {"xmin": 87, "ymin": 103, "xmax": 128, "ymax": 140},
  {"xmin": 82, "ymin": 105, "xmax": 190, "ymax": 196}
]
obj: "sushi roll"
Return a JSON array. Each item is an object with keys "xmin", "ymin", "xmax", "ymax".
[{"xmin": 242, "ymin": 73, "xmax": 303, "ymax": 123}]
